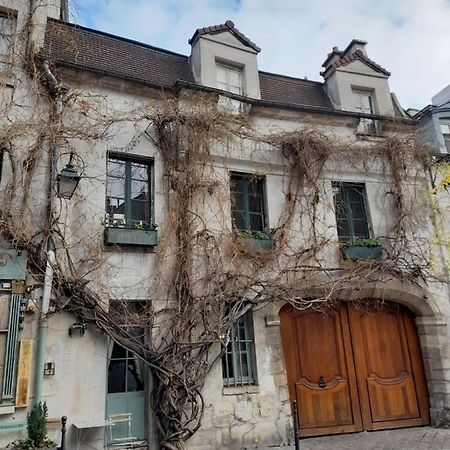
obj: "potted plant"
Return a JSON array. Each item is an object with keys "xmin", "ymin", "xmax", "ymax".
[
  {"xmin": 8, "ymin": 402, "xmax": 56, "ymax": 449},
  {"xmin": 341, "ymin": 238, "xmax": 382, "ymax": 260},
  {"xmin": 238, "ymin": 230, "xmax": 274, "ymax": 251}
]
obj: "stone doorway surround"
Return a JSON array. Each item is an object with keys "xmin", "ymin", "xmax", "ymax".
[{"xmin": 269, "ymin": 279, "xmax": 450, "ymax": 431}]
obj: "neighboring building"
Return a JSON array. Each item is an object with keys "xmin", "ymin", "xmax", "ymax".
[
  {"xmin": 414, "ymin": 85, "xmax": 450, "ymax": 155},
  {"xmin": 0, "ymin": 3, "xmax": 449, "ymax": 450}
]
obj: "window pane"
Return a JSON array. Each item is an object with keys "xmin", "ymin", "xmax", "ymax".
[
  {"xmin": 232, "ymin": 192, "xmax": 245, "ymax": 211},
  {"xmin": 350, "ymin": 200, "xmax": 367, "ymax": 222},
  {"xmin": 229, "ymin": 85, "xmax": 242, "ymax": 95},
  {"xmin": 107, "ymin": 177, "xmax": 125, "ymax": 199},
  {"xmin": 108, "ymin": 159, "xmax": 125, "ymax": 178},
  {"xmin": 131, "ymin": 179, "xmax": 148, "ymax": 199},
  {"xmin": 131, "ymin": 200, "xmax": 150, "ymax": 223},
  {"xmin": 248, "ymin": 193, "xmax": 262, "ymax": 214},
  {"xmin": 111, "ymin": 342, "xmax": 127, "ymax": 359},
  {"xmin": 108, "ymin": 360, "xmax": 126, "ymax": 393},
  {"xmin": 228, "ymin": 69, "xmax": 240, "ymax": 86},
  {"xmin": 249, "ymin": 213, "xmax": 264, "ymax": 231},
  {"xmin": 336, "ymin": 218, "xmax": 351, "ymax": 240},
  {"xmin": 232, "ymin": 210, "xmax": 246, "ymax": 230},
  {"xmin": 353, "ymin": 219, "xmax": 370, "ymax": 239},
  {"xmin": 346, "ymin": 186, "xmax": 364, "ymax": 203},
  {"xmin": 107, "ymin": 197, "xmax": 126, "ymax": 217},
  {"xmin": 222, "ymin": 351, "xmax": 234, "ymax": 380},
  {"xmin": 216, "ymin": 66, "xmax": 227, "ymax": 84},
  {"xmin": 126, "ymin": 360, "xmax": 144, "ymax": 392},
  {"xmin": 130, "ymin": 164, "xmax": 148, "ymax": 181}
]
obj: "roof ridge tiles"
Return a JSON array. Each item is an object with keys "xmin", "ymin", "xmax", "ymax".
[
  {"xmin": 259, "ymin": 70, "xmax": 324, "ymax": 85},
  {"xmin": 327, "ymin": 49, "xmax": 390, "ymax": 76},
  {"xmin": 188, "ymin": 19, "xmax": 261, "ymax": 52}
]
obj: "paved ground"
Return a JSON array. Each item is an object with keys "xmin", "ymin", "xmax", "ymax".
[{"xmin": 297, "ymin": 427, "xmax": 450, "ymax": 450}]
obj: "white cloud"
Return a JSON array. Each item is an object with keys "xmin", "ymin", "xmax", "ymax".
[{"xmin": 71, "ymin": 0, "xmax": 450, "ymax": 109}]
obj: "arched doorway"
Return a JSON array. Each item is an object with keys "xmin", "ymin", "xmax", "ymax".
[{"xmin": 279, "ymin": 301, "xmax": 430, "ymax": 437}]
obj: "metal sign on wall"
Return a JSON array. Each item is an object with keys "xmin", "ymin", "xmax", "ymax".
[{"xmin": 0, "ymin": 248, "xmax": 27, "ymax": 281}]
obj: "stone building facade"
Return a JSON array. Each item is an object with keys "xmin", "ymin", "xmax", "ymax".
[{"xmin": 0, "ymin": 2, "xmax": 448, "ymax": 450}]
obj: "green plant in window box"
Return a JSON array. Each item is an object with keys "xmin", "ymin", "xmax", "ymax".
[
  {"xmin": 8, "ymin": 402, "xmax": 55, "ymax": 449},
  {"xmin": 237, "ymin": 230, "xmax": 273, "ymax": 251},
  {"xmin": 341, "ymin": 237, "xmax": 382, "ymax": 260},
  {"xmin": 238, "ymin": 230, "xmax": 270, "ymax": 240}
]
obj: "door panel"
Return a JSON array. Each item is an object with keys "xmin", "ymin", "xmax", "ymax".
[
  {"xmin": 280, "ymin": 306, "xmax": 362, "ymax": 437},
  {"xmin": 281, "ymin": 301, "xmax": 429, "ymax": 437},
  {"xmin": 106, "ymin": 335, "xmax": 147, "ymax": 444},
  {"xmin": 348, "ymin": 304, "xmax": 429, "ymax": 430}
]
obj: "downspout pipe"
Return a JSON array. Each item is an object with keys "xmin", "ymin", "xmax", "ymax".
[{"xmin": 34, "ymin": 59, "xmax": 66, "ymax": 405}]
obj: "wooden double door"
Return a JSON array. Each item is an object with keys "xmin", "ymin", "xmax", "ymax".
[{"xmin": 280, "ymin": 302, "xmax": 429, "ymax": 437}]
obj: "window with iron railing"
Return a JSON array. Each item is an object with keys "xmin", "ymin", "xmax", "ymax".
[{"xmin": 222, "ymin": 311, "xmax": 256, "ymax": 387}]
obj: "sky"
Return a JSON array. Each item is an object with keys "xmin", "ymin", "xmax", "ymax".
[{"xmin": 71, "ymin": 0, "xmax": 450, "ymax": 109}]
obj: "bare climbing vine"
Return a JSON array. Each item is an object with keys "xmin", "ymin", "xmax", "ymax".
[{"xmin": 0, "ymin": 10, "xmax": 448, "ymax": 450}]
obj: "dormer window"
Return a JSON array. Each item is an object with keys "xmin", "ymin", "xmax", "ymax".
[
  {"xmin": 216, "ymin": 63, "xmax": 243, "ymax": 95},
  {"xmin": 352, "ymin": 89, "xmax": 376, "ymax": 115},
  {"xmin": 353, "ymin": 88, "xmax": 380, "ymax": 135}
]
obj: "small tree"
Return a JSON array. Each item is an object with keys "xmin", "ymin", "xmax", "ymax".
[{"xmin": 9, "ymin": 402, "xmax": 54, "ymax": 449}]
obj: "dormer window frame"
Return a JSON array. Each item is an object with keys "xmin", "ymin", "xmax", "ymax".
[
  {"xmin": 352, "ymin": 86, "xmax": 377, "ymax": 116},
  {"xmin": 216, "ymin": 59, "xmax": 245, "ymax": 96}
]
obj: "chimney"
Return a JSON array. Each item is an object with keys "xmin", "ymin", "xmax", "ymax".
[{"xmin": 343, "ymin": 39, "xmax": 368, "ymax": 57}]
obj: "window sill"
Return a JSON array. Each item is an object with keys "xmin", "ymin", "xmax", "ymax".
[
  {"xmin": 105, "ymin": 228, "xmax": 158, "ymax": 247},
  {"xmin": 223, "ymin": 385, "xmax": 259, "ymax": 396},
  {"xmin": 0, "ymin": 404, "xmax": 15, "ymax": 415}
]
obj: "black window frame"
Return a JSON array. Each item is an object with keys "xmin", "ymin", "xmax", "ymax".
[
  {"xmin": 332, "ymin": 182, "xmax": 371, "ymax": 242},
  {"xmin": 230, "ymin": 172, "xmax": 267, "ymax": 233},
  {"xmin": 106, "ymin": 152, "xmax": 154, "ymax": 230}
]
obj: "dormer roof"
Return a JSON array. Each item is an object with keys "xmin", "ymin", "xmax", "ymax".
[
  {"xmin": 188, "ymin": 20, "xmax": 261, "ymax": 53},
  {"xmin": 321, "ymin": 39, "xmax": 390, "ymax": 78}
]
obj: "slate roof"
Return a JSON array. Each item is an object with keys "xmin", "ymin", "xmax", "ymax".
[
  {"xmin": 188, "ymin": 20, "xmax": 261, "ymax": 53},
  {"xmin": 43, "ymin": 19, "xmax": 194, "ymax": 88},
  {"xmin": 259, "ymin": 72, "xmax": 332, "ymax": 108},
  {"xmin": 42, "ymin": 19, "xmax": 331, "ymax": 109}
]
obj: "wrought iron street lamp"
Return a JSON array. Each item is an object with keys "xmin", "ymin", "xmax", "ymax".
[{"xmin": 56, "ymin": 153, "xmax": 81, "ymax": 199}]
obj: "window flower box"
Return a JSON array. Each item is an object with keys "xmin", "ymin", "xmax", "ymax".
[
  {"xmin": 237, "ymin": 231, "xmax": 274, "ymax": 251},
  {"xmin": 105, "ymin": 227, "xmax": 158, "ymax": 247},
  {"xmin": 239, "ymin": 237, "xmax": 274, "ymax": 251},
  {"xmin": 342, "ymin": 239, "xmax": 382, "ymax": 260}
]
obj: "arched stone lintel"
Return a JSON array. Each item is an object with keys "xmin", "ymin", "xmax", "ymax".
[{"xmin": 270, "ymin": 279, "xmax": 443, "ymax": 319}]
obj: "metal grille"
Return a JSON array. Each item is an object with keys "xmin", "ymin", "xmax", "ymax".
[
  {"xmin": 2, "ymin": 292, "xmax": 21, "ymax": 400},
  {"xmin": 222, "ymin": 312, "xmax": 255, "ymax": 386}
]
